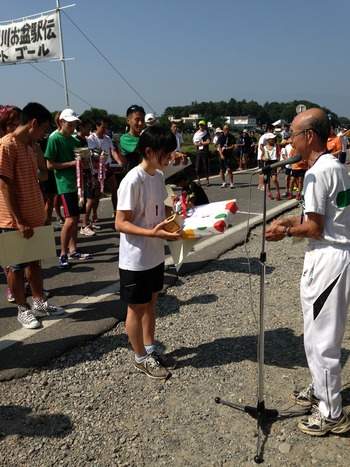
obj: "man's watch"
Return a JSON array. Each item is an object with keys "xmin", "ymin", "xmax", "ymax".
[{"xmin": 283, "ymin": 227, "xmax": 292, "ymax": 237}]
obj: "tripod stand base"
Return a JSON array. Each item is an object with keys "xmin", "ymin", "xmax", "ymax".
[
  {"xmin": 215, "ymin": 396, "xmax": 309, "ymax": 419},
  {"xmin": 215, "ymin": 396, "xmax": 310, "ymax": 463}
]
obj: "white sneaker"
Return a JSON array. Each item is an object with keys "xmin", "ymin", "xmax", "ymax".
[
  {"xmin": 80, "ymin": 226, "xmax": 96, "ymax": 236},
  {"xmin": 17, "ymin": 306, "xmax": 41, "ymax": 329},
  {"xmin": 32, "ymin": 299, "xmax": 65, "ymax": 316},
  {"xmin": 221, "ymin": 183, "xmax": 227, "ymax": 188},
  {"xmin": 230, "ymin": 183, "xmax": 235, "ymax": 189},
  {"xmin": 89, "ymin": 222, "xmax": 101, "ymax": 230}
]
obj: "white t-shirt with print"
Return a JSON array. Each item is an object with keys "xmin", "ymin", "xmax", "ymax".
[
  {"xmin": 117, "ymin": 165, "xmax": 168, "ymax": 270},
  {"xmin": 304, "ymin": 154, "xmax": 350, "ymax": 246},
  {"xmin": 87, "ymin": 133, "xmax": 114, "ymax": 163}
]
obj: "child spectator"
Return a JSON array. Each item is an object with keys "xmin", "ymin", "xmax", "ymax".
[
  {"xmin": 262, "ymin": 133, "xmax": 281, "ymax": 200},
  {"xmin": 171, "ymin": 170, "xmax": 209, "ymax": 208}
]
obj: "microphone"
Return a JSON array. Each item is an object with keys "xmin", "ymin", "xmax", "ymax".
[{"xmin": 255, "ymin": 154, "xmax": 302, "ymax": 174}]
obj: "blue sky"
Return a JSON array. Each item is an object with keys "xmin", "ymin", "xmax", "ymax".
[{"xmin": 1, "ymin": 0, "xmax": 350, "ymax": 119}]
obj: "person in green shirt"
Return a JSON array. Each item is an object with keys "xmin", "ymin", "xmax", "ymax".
[
  {"xmin": 45, "ymin": 109, "xmax": 92, "ymax": 269},
  {"xmin": 120, "ymin": 105, "xmax": 145, "ymax": 172}
]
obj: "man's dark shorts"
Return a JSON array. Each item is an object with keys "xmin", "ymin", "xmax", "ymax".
[
  {"xmin": 217, "ymin": 154, "xmax": 232, "ymax": 171},
  {"xmin": 119, "ymin": 262, "xmax": 165, "ymax": 304},
  {"xmin": 291, "ymin": 169, "xmax": 306, "ymax": 178},
  {"xmin": 61, "ymin": 192, "xmax": 86, "ymax": 217}
]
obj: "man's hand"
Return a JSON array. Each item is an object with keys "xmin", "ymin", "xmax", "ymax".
[{"xmin": 17, "ymin": 223, "xmax": 34, "ymax": 239}]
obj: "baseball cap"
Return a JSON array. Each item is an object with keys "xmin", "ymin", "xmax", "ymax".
[
  {"xmin": 145, "ymin": 113, "xmax": 156, "ymax": 123},
  {"xmin": 198, "ymin": 120, "xmax": 206, "ymax": 125},
  {"xmin": 60, "ymin": 108, "xmax": 81, "ymax": 123},
  {"xmin": 215, "ymin": 127, "xmax": 222, "ymax": 133},
  {"xmin": 265, "ymin": 132, "xmax": 276, "ymax": 139}
]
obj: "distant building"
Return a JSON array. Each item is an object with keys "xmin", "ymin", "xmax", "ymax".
[
  {"xmin": 224, "ymin": 116, "xmax": 256, "ymax": 130},
  {"xmin": 168, "ymin": 115, "xmax": 182, "ymax": 123},
  {"xmin": 181, "ymin": 113, "xmax": 203, "ymax": 128}
]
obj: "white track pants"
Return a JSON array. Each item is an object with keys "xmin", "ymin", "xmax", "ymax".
[{"xmin": 301, "ymin": 244, "xmax": 350, "ymax": 419}]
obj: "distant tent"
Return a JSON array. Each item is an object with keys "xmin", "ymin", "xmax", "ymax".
[{"xmin": 272, "ymin": 119, "xmax": 288, "ymax": 126}]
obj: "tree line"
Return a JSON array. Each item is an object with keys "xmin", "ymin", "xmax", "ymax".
[{"xmin": 50, "ymin": 99, "xmax": 350, "ymax": 134}]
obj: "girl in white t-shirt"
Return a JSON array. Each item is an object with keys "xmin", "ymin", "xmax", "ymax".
[{"xmin": 116, "ymin": 126, "xmax": 180, "ymax": 379}]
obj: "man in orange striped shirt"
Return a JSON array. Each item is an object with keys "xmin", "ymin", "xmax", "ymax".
[{"xmin": 0, "ymin": 103, "xmax": 64, "ymax": 329}]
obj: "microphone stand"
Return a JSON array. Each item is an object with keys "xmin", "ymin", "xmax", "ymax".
[{"xmin": 215, "ymin": 165, "xmax": 309, "ymax": 464}]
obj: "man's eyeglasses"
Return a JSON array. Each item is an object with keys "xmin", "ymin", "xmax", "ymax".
[
  {"xmin": 290, "ymin": 129, "xmax": 307, "ymax": 139},
  {"xmin": 290, "ymin": 128, "xmax": 315, "ymax": 139}
]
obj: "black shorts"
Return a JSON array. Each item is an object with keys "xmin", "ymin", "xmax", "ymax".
[
  {"xmin": 119, "ymin": 262, "xmax": 165, "ymax": 304},
  {"xmin": 61, "ymin": 192, "xmax": 86, "ymax": 217},
  {"xmin": 264, "ymin": 160, "xmax": 278, "ymax": 176},
  {"xmin": 217, "ymin": 154, "xmax": 232, "ymax": 171},
  {"xmin": 41, "ymin": 170, "xmax": 58, "ymax": 196},
  {"xmin": 291, "ymin": 169, "xmax": 306, "ymax": 178},
  {"xmin": 285, "ymin": 168, "xmax": 292, "ymax": 176}
]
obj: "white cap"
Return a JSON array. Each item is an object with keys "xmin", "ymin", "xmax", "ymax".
[
  {"xmin": 265, "ymin": 132, "xmax": 276, "ymax": 139},
  {"xmin": 60, "ymin": 108, "xmax": 81, "ymax": 123},
  {"xmin": 215, "ymin": 127, "xmax": 222, "ymax": 133},
  {"xmin": 145, "ymin": 113, "xmax": 156, "ymax": 123}
]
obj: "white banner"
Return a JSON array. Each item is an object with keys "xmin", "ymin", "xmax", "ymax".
[{"xmin": 0, "ymin": 12, "xmax": 60, "ymax": 65}]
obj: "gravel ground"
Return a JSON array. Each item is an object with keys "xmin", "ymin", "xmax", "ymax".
[{"xmin": 1, "ymin": 207, "xmax": 350, "ymax": 466}]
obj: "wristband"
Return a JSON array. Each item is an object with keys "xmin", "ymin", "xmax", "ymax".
[{"xmin": 283, "ymin": 227, "xmax": 292, "ymax": 237}]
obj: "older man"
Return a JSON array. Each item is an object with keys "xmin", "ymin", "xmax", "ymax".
[{"xmin": 266, "ymin": 108, "xmax": 350, "ymax": 436}]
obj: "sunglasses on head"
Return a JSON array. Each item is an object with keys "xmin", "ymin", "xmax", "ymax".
[
  {"xmin": 0, "ymin": 105, "xmax": 18, "ymax": 116},
  {"xmin": 126, "ymin": 105, "xmax": 145, "ymax": 116}
]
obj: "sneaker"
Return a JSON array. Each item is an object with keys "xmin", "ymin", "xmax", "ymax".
[
  {"xmin": 25, "ymin": 283, "xmax": 52, "ymax": 299},
  {"xmin": 287, "ymin": 193, "xmax": 293, "ymax": 200},
  {"xmin": 291, "ymin": 385, "xmax": 320, "ymax": 407},
  {"xmin": 296, "ymin": 194, "xmax": 301, "ymax": 201},
  {"xmin": 230, "ymin": 183, "xmax": 235, "ymax": 189},
  {"xmin": 133, "ymin": 354, "xmax": 169, "ymax": 379},
  {"xmin": 80, "ymin": 225, "xmax": 96, "ymax": 236},
  {"xmin": 152, "ymin": 350, "xmax": 177, "ymax": 370},
  {"xmin": 17, "ymin": 305, "xmax": 41, "ymax": 329},
  {"xmin": 89, "ymin": 222, "xmax": 101, "ymax": 230},
  {"xmin": 32, "ymin": 299, "xmax": 65, "ymax": 316},
  {"xmin": 59, "ymin": 254, "xmax": 69, "ymax": 269},
  {"xmin": 268, "ymin": 193, "xmax": 273, "ymax": 199},
  {"xmin": 68, "ymin": 249, "xmax": 92, "ymax": 260},
  {"xmin": 297, "ymin": 407, "xmax": 350, "ymax": 436},
  {"xmin": 221, "ymin": 183, "xmax": 227, "ymax": 188},
  {"xmin": 92, "ymin": 215, "xmax": 100, "ymax": 223},
  {"xmin": 7, "ymin": 288, "xmax": 15, "ymax": 303},
  {"xmin": 284, "ymin": 191, "xmax": 290, "ymax": 198},
  {"xmin": 57, "ymin": 217, "xmax": 65, "ymax": 225},
  {"xmin": 276, "ymin": 193, "xmax": 281, "ymax": 200}
]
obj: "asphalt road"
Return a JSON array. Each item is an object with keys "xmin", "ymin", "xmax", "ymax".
[{"xmin": 0, "ymin": 167, "xmax": 302, "ymax": 380}]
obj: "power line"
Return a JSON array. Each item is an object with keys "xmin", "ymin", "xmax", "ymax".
[
  {"xmin": 62, "ymin": 10, "xmax": 157, "ymax": 115},
  {"xmin": 29, "ymin": 63, "xmax": 94, "ymax": 108}
]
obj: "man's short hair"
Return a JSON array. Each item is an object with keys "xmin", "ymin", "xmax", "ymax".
[{"xmin": 20, "ymin": 102, "xmax": 52, "ymax": 126}]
